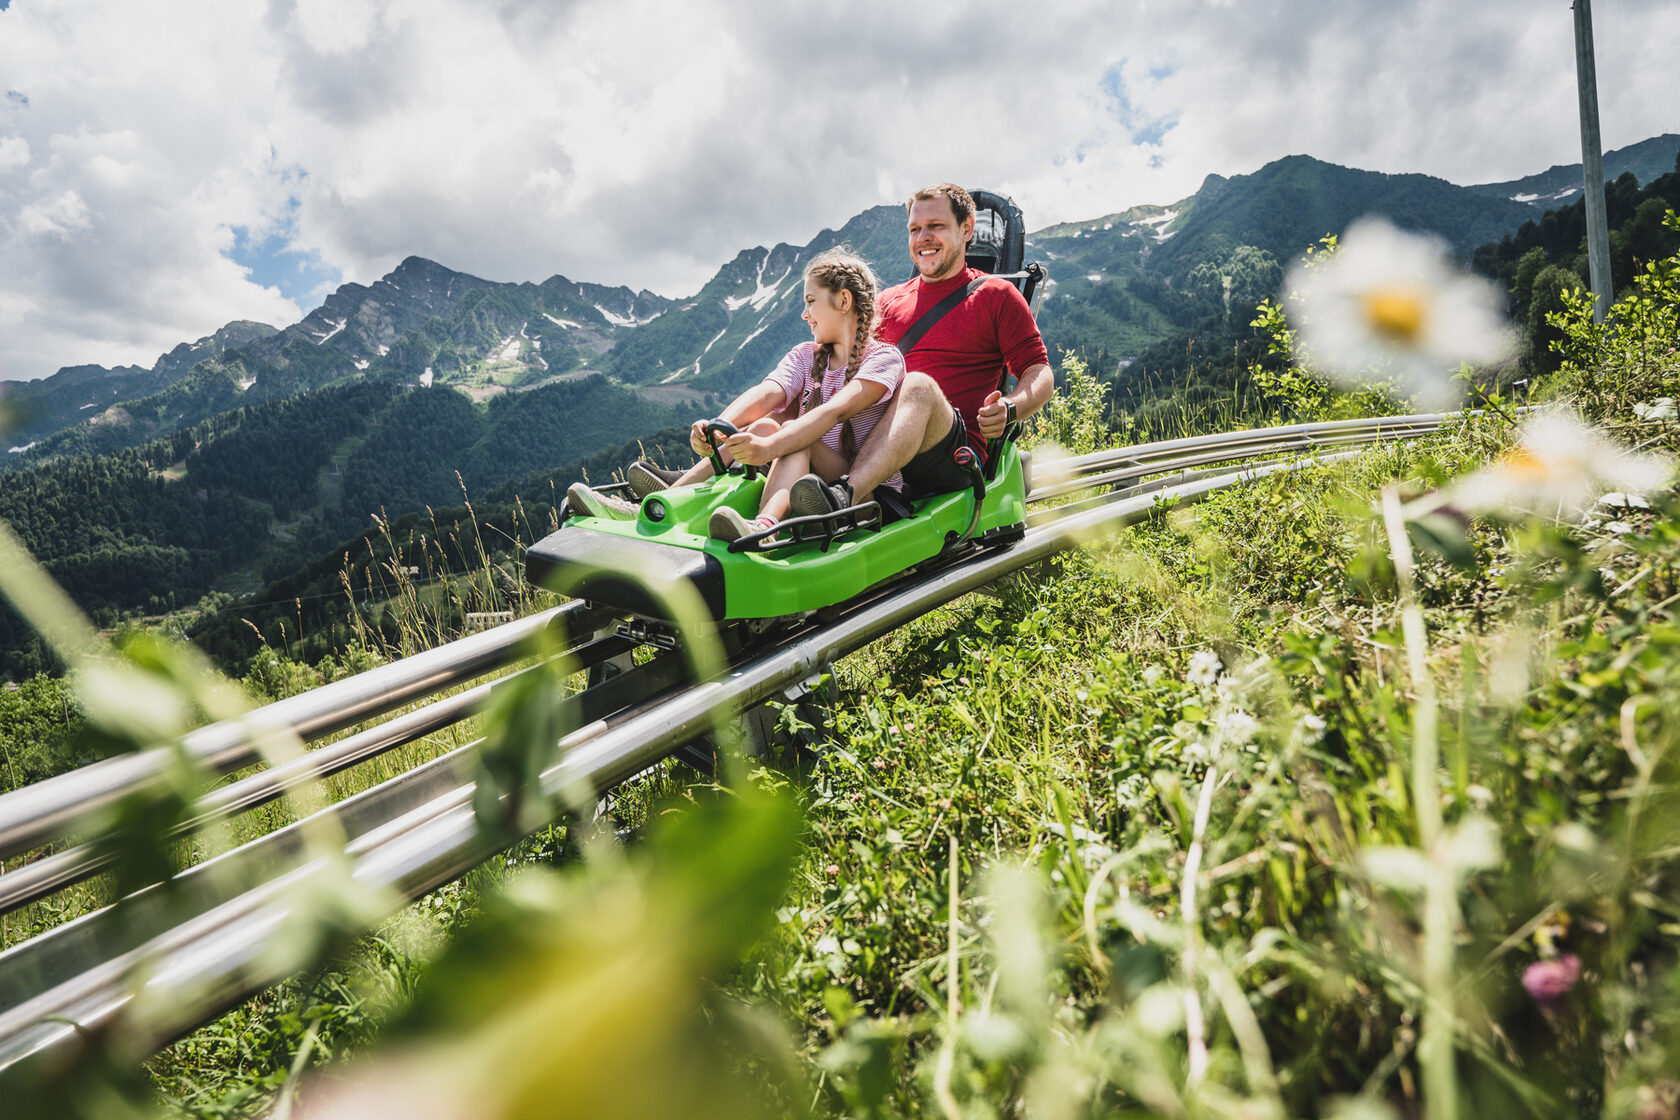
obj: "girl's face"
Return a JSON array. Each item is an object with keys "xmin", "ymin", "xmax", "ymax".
[{"xmin": 802, "ymin": 278, "xmax": 853, "ymax": 346}]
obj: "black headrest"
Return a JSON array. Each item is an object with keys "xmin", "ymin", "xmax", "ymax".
[{"xmin": 966, "ymin": 189, "xmax": 1025, "ymax": 276}]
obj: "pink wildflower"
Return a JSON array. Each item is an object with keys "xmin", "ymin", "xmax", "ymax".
[{"xmin": 1522, "ymin": 953, "xmax": 1582, "ymax": 1004}]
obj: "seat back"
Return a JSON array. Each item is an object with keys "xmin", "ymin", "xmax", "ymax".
[{"xmin": 966, "ymin": 189, "xmax": 1043, "ymax": 309}]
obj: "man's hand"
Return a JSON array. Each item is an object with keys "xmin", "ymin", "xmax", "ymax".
[{"xmin": 977, "ymin": 390, "xmax": 1013, "ymax": 440}]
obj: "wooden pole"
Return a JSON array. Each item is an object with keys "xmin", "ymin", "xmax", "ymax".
[{"xmin": 1573, "ymin": 0, "xmax": 1613, "ymax": 322}]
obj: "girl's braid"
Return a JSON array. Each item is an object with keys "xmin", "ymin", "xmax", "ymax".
[{"xmin": 799, "ymin": 250, "xmax": 881, "ymax": 458}]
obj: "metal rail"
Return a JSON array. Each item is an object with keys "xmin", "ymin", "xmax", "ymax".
[{"xmin": 0, "ymin": 411, "xmax": 1474, "ymax": 1074}]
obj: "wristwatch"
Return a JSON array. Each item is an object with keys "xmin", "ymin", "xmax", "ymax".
[{"xmin": 1003, "ymin": 398, "xmax": 1018, "ymax": 427}]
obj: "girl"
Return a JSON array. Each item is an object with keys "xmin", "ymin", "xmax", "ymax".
[{"xmin": 569, "ymin": 248, "xmax": 904, "ymax": 541}]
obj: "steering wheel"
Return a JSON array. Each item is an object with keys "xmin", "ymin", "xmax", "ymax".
[{"xmin": 702, "ymin": 418, "xmax": 761, "ymax": 480}]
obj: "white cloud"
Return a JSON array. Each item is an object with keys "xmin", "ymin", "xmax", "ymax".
[
  {"xmin": 19, "ymin": 188, "xmax": 90, "ymax": 236},
  {"xmin": 0, "ymin": 134, "xmax": 28, "ymax": 172},
  {"xmin": 1, "ymin": 0, "xmax": 1678, "ymax": 381}
]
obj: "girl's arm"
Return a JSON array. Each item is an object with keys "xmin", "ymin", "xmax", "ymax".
[
  {"xmin": 723, "ymin": 378, "xmax": 886, "ymax": 465},
  {"xmin": 693, "ymin": 380, "xmax": 785, "ymax": 456}
]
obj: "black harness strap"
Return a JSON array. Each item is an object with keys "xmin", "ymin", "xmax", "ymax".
[{"xmin": 893, "ymin": 276, "xmax": 991, "ymax": 358}]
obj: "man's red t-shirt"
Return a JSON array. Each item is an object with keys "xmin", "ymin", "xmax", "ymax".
[{"xmin": 875, "ymin": 266, "xmax": 1050, "ymax": 452}]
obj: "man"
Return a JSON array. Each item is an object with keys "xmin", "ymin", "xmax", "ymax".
[{"xmin": 788, "ymin": 182, "xmax": 1054, "ymax": 517}]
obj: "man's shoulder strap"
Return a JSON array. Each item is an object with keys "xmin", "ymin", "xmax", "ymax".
[{"xmin": 893, "ymin": 275, "xmax": 992, "ymax": 359}]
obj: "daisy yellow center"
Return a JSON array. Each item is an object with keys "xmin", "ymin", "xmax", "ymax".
[
  {"xmin": 1361, "ymin": 286, "xmax": 1428, "ymax": 344},
  {"xmin": 1499, "ymin": 445, "xmax": 1553, "ymax": 478}
]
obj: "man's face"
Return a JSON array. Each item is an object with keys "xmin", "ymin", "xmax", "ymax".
[{"xmin": 907, "ymin": 197, "xmax": 972, "ymax": 283}]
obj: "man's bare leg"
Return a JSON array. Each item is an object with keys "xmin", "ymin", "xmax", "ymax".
[{"xmin": 845, "ymin": 372, "xmax": 954, "ymax": 501}]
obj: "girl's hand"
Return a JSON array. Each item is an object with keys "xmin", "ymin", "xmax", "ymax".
[
  {"xmin": 690, "ymin": 420, "xmax": 719, "ymax": 457},
  {"xmin": 722, "ymin": 430, "xmax": 775, "ymax": 467}
]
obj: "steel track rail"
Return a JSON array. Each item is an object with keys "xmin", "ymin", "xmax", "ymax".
[
  {"xmin": 0, "ymin": 631, "xmax": 641, "ymax": 913},
  {"xmin": 0, "ymin": 448, "xmax": 1374, "ymax": 1075},
  {"xmin": 0, "ymin": 602, "xmax": 631, "ymax": 863}
]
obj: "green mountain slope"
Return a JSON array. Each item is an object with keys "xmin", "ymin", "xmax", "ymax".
[
  {"xmin": 1465, "ymin": 132, "xmax": 1680, "ymax": 206},
  {"xmin": 0, "ymin": 373, "xmax": 683, "ymax": 677},
  {"xmin": 0, "ymin": 321, "xmax": 277, "ymax": 455},
  {"xmin": 3, "ymin": 259, "xmax": 671, "ymax": 466}
]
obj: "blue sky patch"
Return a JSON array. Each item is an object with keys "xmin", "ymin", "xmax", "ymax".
[
  {"xmin": 229, "ymin": 204, "xmax": 340, "ymax": 308},
  {"xmin": 1100, "ymin": 60, "xmax": 1178, "ymax": 148},
  {"xmin": 5, "ymin": 90, "xmax": 27, "ymax": 107}
]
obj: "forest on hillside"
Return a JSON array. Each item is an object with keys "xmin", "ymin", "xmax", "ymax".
[
  {"xmin": 1085, "ymin": 152, "xmax": 1680, "ymax": 436},
  {"xmin": 0, "ymin": 377, "xmax": 684, "ymax": 678}
]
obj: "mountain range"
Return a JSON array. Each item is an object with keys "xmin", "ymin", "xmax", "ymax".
[{"xmin": 7, "ymin": 133, "xmax": 1676, "ymax": 466}]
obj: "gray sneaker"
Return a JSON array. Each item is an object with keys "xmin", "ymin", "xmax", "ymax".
[
  {"xmin": 567, "ymin": 481, "xmax": 638, "ymax": 521},
  {"xmin": 789, "ymin": 474, "xmax": 853, "ymax": 519},
  {"xmin": 627, "ymin": 460, "xmax": 681, "ymax": 499},
  {"xmin": 709, "ymin": 506, "xmax": 761, "ymax": 542}
]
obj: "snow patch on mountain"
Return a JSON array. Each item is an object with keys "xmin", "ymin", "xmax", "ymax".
[
  {"xmin": 1133, "ymin": 209, "xmax": 1180, "ymax": 241},
  {"xmin": 594, "ymin": 304, "xmax": 641, "ymax": 327},
  {"xmin": 726, "ymin": 253, "xmax": 792, "ymax": 313},
  {"xmin": 1511, "ymin": 187, "xmax": 1582, "ymax": 204},
  {"xmin": 544, "ymin": 313, "xmax": 583, "ymax": 329},
  {"xmin": 312, "ymin": 318, "xmax": 347, "ymax": 345},
  {"xmin": 738, "ymin": 321, "xmax": 771, "ymax": 350}
]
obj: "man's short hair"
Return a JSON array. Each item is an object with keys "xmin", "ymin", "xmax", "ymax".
[{"xmin": 907, "ymin": 183, "xmax": 975, "ymax": 227}]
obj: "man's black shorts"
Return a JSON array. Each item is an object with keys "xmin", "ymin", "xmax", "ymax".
[{"xmin": 900, "ymin": 405, "xmax": 979, "ymax": 499}]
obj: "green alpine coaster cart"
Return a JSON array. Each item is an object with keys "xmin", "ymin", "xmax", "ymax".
[{"xmin": 525, "ymin": 189, "xmax": 1045, "ymax": 626}]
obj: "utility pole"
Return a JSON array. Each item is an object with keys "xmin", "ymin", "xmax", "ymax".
[{"xmin": 1573, "ymin": 0, "xmax": 1613, "ymax": 322}]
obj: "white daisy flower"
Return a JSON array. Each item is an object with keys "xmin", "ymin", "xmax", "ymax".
[
  {"xmin": 1285, "ymin": 217, "xmax": 1515, "ymax": 407},
  {"xmin": 1186, "ymin": 650, "xmax": 1222, "ymax": 689},
  {"xmin": 1440, "ymin": 410, "xmax": 1671, "ymax": 521},
  {"xmin": 1215, "ymin": 709, "xmax": 1259, "ymax": 746}
]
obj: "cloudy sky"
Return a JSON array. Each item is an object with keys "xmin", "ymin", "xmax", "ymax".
[{"xmin": 1, "ymin": 0, "xmax": 1675, "ymax": 382}]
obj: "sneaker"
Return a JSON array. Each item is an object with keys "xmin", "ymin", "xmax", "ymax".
[
  {"xmin": 709, "ymin": 507, "xmax": 775, "ymax": 542},
  {"xmin": 627, "ymin": 460, "xmax": 681, "ymax": 499},
  {"xmin": 789, "ymin": 474, "xmax": 853, "ymax": 520},
  {"xmin": 566, "ymin": 481, "xmax": 638, "ymax": 521}
]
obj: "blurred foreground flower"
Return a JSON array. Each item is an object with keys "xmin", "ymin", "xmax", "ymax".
[
  {"xmin": 1437, "ymin": 410, "xmax": 1671, "ymax": 521},
  {"xmin": 1285, "ymin": 217, "xmax": 1514, "ymax": 407},
  {"xmin": 297, "ymin": 792, "xmax": 801, "ymax": 1120},
  {"xmin": 1186, "ymin": 650, "xmax": 1221, "ymax": 689},
  {"xmin": 1521, "ymin": 953, "xmax": 1582, "ymax": 1006}
]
